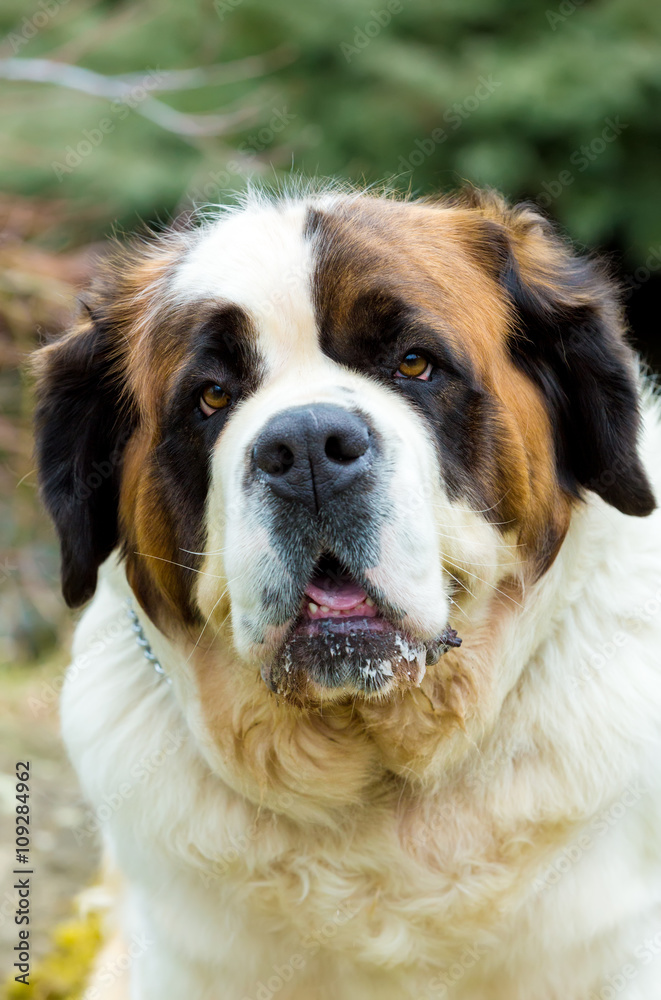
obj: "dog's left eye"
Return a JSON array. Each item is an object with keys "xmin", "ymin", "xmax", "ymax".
[
  {"xmin": 200, "ymin": 384, "xmax": 231, "ymax": 417},
  {"xmin": 395, "ymin": 353, "xmax": 432, "ymax": 380}
]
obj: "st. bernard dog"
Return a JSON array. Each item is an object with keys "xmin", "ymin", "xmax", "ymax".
[{"xmin": 34, "ymin": 186, "xmax": 661, "ymax": 999}]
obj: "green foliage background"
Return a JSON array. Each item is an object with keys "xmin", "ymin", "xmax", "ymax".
[
  {"xmin": 0, "ymin": 0, "xmax": 660, "ymax": 661},
  {"xmin": 1, "ymin": 0, "xmax": 660, "ymax": 259}
]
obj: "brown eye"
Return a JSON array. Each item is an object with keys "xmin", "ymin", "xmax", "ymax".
[
  {"xmin": 396, "ymin": 353, "xmax": 431, "ymax": 380},
  {"xmin": 200, "ymin": 384, "xmax": 231, "ymax": 416}
]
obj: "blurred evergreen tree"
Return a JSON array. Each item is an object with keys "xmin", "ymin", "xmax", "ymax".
[{"xmin": 0, "ymin": 0, "xmax": 659, "ymax": 261}]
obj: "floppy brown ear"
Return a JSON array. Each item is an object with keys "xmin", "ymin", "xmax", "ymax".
[
  {"xmin": 480, "ymin": 197, "xmax": 655, "ymax": 518},
  {"xmin": 33, "ymin": 313, "xmax": 135, "ymax": 607}
]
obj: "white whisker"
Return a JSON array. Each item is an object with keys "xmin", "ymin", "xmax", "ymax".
[{"xmin": 134, "ymin": 551, "xmax": 224, "ymax": 578}]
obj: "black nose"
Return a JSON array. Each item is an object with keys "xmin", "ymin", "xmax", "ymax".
[{"xmin": 253, "ymin": 404, "xmax": 373, "ymax": 512}]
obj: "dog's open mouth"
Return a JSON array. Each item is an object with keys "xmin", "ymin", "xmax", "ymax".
[
  {"xmin": 261, "ymin": 553, "xmax": 461, "ymax": 701},
  {"xmin": 296, "ymin": 552, "xmax": 389, "ymax": 634}
]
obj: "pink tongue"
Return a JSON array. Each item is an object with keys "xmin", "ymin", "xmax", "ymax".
[{"xmin": 304, "ymin": 577, "xmax": 367, "ymax": 611}]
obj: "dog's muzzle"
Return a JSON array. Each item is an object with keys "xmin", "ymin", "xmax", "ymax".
[{"xmin": 241, "ymin": 402, "xmax": 460, "ymax": 702}]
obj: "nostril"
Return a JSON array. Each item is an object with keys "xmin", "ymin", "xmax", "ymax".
[
  {"xmin": 324, "ymin": 430, "xmax": 369, "ymax": 463},
  {"xmin": 257, "ymin": 443, "xmax": 295, "ymax": 476},
  {"xmin": 325, "ymin": 435, "xmax": 350, "ymax": 463}
]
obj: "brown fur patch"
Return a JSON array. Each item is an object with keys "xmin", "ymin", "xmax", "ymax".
[{"xmin": 308, "ymin": 195, "xmax": 573, "ymax": 574}]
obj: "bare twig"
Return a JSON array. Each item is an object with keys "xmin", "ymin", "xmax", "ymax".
[
  {"xmin": 0, "ymin": 55, "xmax": 290, "ymax": 136},
  {"xmin": 120, "ymin": 45, "xmax": 297, "ymax": 90}
]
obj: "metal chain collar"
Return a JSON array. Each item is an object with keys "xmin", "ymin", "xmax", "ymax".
[{"xmin": 125, "ymin": 598, "xmax": 171, "ymax": 685}]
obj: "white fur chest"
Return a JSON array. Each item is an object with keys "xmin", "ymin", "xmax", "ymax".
[{"xmin": 61, "ymin": 429, "xmax": 661, "ymax": 1000}]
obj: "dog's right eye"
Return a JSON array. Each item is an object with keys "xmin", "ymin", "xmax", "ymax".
[
  {"xmin": 200, "ymin": 384, "xmax": 231, "ymax": 417},
  {"xmin": 395, "ymin": 352, "xmax": 432, "ymax": 380}
]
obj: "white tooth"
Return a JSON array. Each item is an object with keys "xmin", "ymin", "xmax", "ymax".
[
  {"xmin": 320, "ymin": 605, "xmax": 330, "ymax": 614},
  {"xmin": 309, "ymin": 603, "xmax": 318, "ymax": 613},
  {"xmin": 365, "ymin": 597, "xmax": 375, "ymax": 607}
]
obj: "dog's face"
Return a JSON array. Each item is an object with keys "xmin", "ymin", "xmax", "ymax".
[{"xmin": 34, "ymin": 189, "xmax": 655, "ymax": 709}]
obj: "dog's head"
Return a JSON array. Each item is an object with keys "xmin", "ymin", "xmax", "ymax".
[{"xmin": 34, "ymin": 188, "xmax": 655, "ymax": 707}]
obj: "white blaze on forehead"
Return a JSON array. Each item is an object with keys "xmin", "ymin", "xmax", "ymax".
[{"xmin": 170, "ymin": 201, "xmax": 320, "ymax": 371}]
